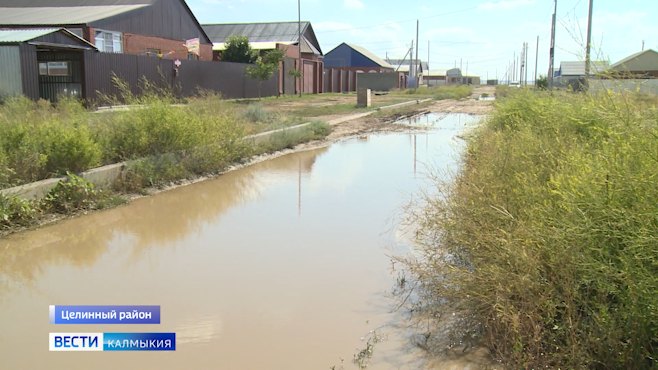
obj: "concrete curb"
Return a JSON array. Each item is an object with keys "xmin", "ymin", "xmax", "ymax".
[{"xmin": 1, "ymin": 98, "xmax": 432, "ymax": 201}]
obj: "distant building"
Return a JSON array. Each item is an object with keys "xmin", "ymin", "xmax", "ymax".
[
  {"xmin": 425, "ymin": 69, "xmax": 447, "ymax": 86},
  {"xmin": 324, "ymin": 43, "xmax": 394, "ymax": 73},
  {"xmin": 606, "ymin": 49, "xmax": 658, "ymax": 78},
  {"xmin": 385, "ymin": 58, "xmax": 428, "ymax": 74},
  {"xmin": 555, "ymin": 60, "xmax": 609, "ymax": 87},
  {"xmin": 446, "ymin": 68, "xmax": 463, "ymax": 84},
  {"xmin": 202, "ymin": 21, "xmax": 323, "ymax": 61}
]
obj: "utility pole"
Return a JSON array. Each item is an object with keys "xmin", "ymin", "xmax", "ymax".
[
  {"xmin": 520, "ymin": 44, "xmax": 525, "ymax": 85},
  {"xmin": 415, "ymin": 19, "xmax": 420, "ymax": 85},
  {"xmin": 548, "ymin": 0, "xmax": 557, "ymax": 90},
  {"xmin": 410, "ymin": 40, "xmax": 414, "ymax": 88},
  {"xmin": 525, "ymin": 42, "xmax": 529, "ymax": 85},
  {"xmin": 513, "ymin": 52, "xmax": 516, "ymax": 82},
  {"xmin": 534, "ymin": 35, "xmax": 539, "ymax": 85},
  {"xmin": 642, "ymin": 40, "xmax": 645, "ymax": 51},
  {"xmin": 427, "ymin": 40, "xmax": 430, "ymax": 70},
  {"xmin": 298, "ymin": 0, "xmax": 302, "ymax": 97},
  {"xmin": 584, "ymin": 0, "xmax": 594, "ymax": 90}
]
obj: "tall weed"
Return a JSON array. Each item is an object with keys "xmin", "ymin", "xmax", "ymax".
[{"xmin": 394, "ymin": 88, "xmax": 658, "ymax": 369}]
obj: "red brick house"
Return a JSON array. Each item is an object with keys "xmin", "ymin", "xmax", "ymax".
[
  {"xmin": 202, "ymin": 22, "xmax": 324, "ymax": 94},
  {"xmin": 0, "ymin": 0, "xmax": 213, "ymax": 61}
]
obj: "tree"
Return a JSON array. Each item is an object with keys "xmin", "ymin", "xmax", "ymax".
[
  {"xmin": 536, "ymin": 74, "xmax": 548, "ymax": 90},
  {"xmin": 288, "ymin": 69, "xmax": 302, "ymax": 96},
  {"xmin": 246, "ymin": 49, "xmax": 286, "ymax": 100},
  {"xmin": 221, "ymin": 35, "xmax": 257, "ymax": 64}
]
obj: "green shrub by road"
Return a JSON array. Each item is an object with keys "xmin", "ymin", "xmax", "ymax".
[{"xmin": 396, "ymin": 88, "xmax": 658, "ymax": 368}]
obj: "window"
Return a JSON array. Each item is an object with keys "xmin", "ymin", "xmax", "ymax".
[
  {"xmin": 95, "ymin": 30, "xmax": 122, "ymax": 53},
  {"xmin": 38, "ymin": 61, "xmax": 70, "ymax": 76},
  {"xmin": 187, "ymin": 53, "xmax": 198, "ymax": 60}
]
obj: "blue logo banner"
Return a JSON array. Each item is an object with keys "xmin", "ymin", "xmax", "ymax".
[
  {"xmin": 49, "ymin": 333, "xmax": 176, "ymax": 351},
  {"xmin": 103, "ymin": 333, "xmax": 176, "ymax": 351},
  {"xmin": 49, "ymin": 305, "xmax": 160, "ymax": 324}
]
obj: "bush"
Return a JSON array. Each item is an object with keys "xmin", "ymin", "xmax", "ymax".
[
  {"xmin": 43, "ymin": 172, "xmax": 98, "ymax": 213},
  {"xmin": 394, "ymin": 88, "xmax": 658, "ymax": 369},
  {"xmin": 242, "ymin": 103, "xmax": 271, "ymax": 123},
  {"xmin": 0, "ymin": 85, "xmax": 251, "ymax": 190},
  {"xmin": 433, "ymin": 85, "xmax": 473, "ymax": 100},
  {"xmin": 536, "ymin": 74, "xmax": 548, "ymax": 89},
  {"xmin": 0, "ymin": 193, "xmax": 38, "ymax": 229}
]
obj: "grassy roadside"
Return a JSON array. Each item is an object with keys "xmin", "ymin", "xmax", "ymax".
[
  {"xmin": 394, "ymin": 88, "xmax": 658, "ymax": 368},
  {"xmin": 0, "ymin": 89, "xmax": 334, "ymax": 234}
]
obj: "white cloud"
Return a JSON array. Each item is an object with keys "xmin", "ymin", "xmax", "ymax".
[
  {"xmin": 478, "ymin": 0, "xmax": 535, "ymax": 11},
  {"xmin": 344, "ymin": 0, "xmax": 364, "ymax": 10}
]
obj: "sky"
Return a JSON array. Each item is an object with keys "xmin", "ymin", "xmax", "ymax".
[{"xmin": 188, "ymin": 0, "xmax": 657, "ymax": 81}]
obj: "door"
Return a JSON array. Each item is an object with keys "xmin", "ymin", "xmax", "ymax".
[
  {"xmin": 303, "ymin": 61, "xmax": 314, "ymax": 94},
  {"xmin": 37, "ymin": 50, "xmax": 83, "ymax": 102}
]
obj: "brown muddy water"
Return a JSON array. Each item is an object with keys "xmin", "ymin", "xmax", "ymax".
[{"xmin": 0, "ymin": 114, "xmax": 483, "ymax": 370}]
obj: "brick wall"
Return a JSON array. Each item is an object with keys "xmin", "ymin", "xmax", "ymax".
[
  {"xmin": 84, "ymin": 28, "xmax": 212, "ymax": 60},
  {"xmin": 122, "ymin": 32, "xmax": 212, "ymax": 61}
]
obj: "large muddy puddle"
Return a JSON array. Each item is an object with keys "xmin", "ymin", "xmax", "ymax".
[{"xmin": 0, "ymin": 115, "xmax": 482, "ymax": 369}]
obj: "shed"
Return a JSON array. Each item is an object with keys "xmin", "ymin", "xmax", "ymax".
[
  {"xmin": 425, "ymin": 69, "xmax": 447, "ymax": 86},
  {"xmin": 0, "ymin": 28, "xmax": 97, "ymax": 102}
]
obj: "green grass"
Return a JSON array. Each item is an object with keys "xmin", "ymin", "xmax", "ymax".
[
  {"xmin": 253, "ymin": 121, "xmax": 332, "ymax": 154},
  {"xmin": 389, "ymin": 85, "xmax": 474, "ymax": 100},
  {"xmin": 394, "ymin": 88, "xmax": 658, "ymax": 369}
]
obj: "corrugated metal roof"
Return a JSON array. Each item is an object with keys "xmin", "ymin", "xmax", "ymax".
[
  {"xmin": 202, "ymin": 22, "xmax": 310, "ymax": 44},
  {"xmin": 387, "ymin": 58, "xmax": 428, "ymax": 71},
  {"xmin": 343, "ymin": 43, "xmax": 393, "ymax": 69},
  {"xmin": 0, "ymin": 28, "xmax": 61, "ymax": 42},
  {"xmin": 608, "ymin": 49, "xmax": 658, "ymax": 70},
  {"xmin": 0, "ymin": 5, "xmax": 149, "ymax": 25},
  {"xmin": 203, "ymin": 22, "xmax": 323, "ymax": 55},
  {"xmin": 300, "ymin": 36, "xmax": 320, "ymax": 55},
  {"xmin": 425, "ymin": 69, "xmax": 447, "ymax": 77},
  {"xmin": 212, "ymin": 36, "xmax": 319, "ymax": 55},
  {"xmin": 558, "ymin": 61, "xmax": 608, "ymax": 76},
  {"xmin": 213, "ymin": 41, "xmax": 294, "ymax": 51},
  {"xmin": 0, "ymin": 27, "xmax": 98, "ymax": 49},
  {"xmin": 0, "ymin": 0, "xmax": 153, "ymax": 6}
]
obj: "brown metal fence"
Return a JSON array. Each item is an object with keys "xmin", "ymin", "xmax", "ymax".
[
  {"xmin": 323, "ymin": 68, "xmax": 357, "ymax": 93},
  {"xmin": 82, "ymin": 51, "xmax": 278, "ymax": 105}
]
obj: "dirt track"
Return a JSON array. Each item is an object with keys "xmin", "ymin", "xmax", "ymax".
[{"xmin": 300, "ymin": 85, "xmax": 495, "ymax": 149}]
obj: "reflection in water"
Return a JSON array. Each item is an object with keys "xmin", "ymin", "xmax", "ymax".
[
  {"xmin": 0, "ymin": 117, "xmax": 491, "ymax": 370},
  {"xmin": 0, "ymin": 147, "xmax": 329, "ymax": 295},
  {"xmin": 397, "ymin": 113, "xmax": 480, "ymax": 128},
  {"xmin": 175, "ymin": 315, "xmax": 222, "ymax": 345}
]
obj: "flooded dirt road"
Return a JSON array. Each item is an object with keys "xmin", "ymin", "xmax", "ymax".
[{"xmin": 0, "ymin": 114, "xmax": 481, "ymax": 370}]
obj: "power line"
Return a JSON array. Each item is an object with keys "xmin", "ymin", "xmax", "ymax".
[{"xmin": 314, "ymin": 1, "xmax": 506, "ymax": 34}]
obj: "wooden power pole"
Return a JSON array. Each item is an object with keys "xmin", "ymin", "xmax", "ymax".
[
  {"xmin": 534, "ymin": 35, "xmax": 539, "ymax": 85},
  {"xmin": 584, "ymin": 0, "xmax": 594, "ymax": 90},
  {"xmin": 548, "ymin": 0, "xmax": 557, "ymax": 89}
]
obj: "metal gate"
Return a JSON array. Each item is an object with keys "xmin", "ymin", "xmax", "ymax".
[{"xmin": 37, "ymin": 50, "xmax": 84, "ymax": 102}]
